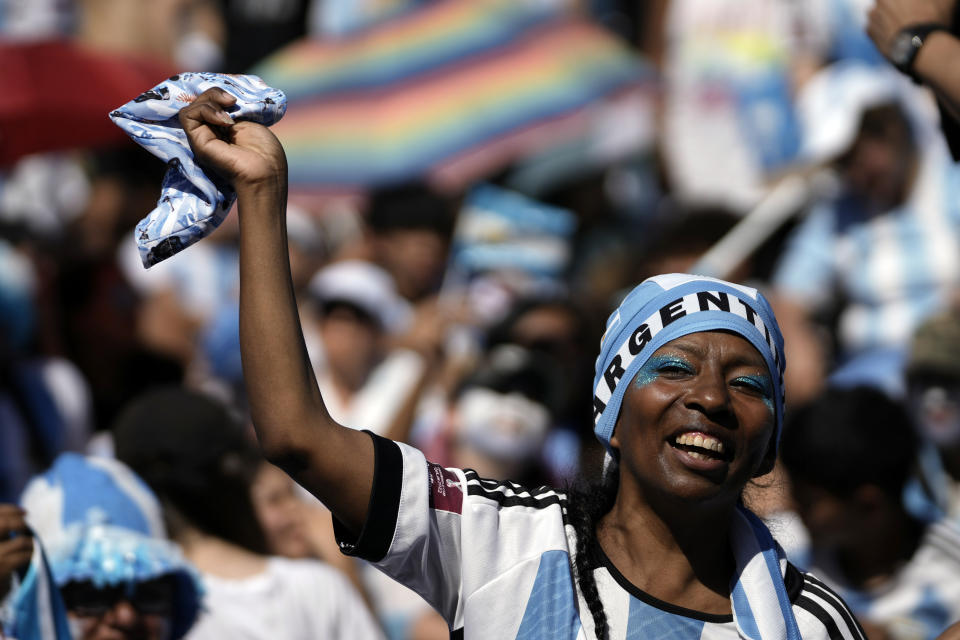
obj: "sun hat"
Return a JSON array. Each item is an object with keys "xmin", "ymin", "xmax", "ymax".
[{"xmin": 13, "ymin": 454, "xmax": 202, "ymax": 639}]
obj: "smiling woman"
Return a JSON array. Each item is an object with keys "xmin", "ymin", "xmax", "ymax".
[
  {"xmin": 613, "ymin": 332, "xmax": 776, "ymax": 503},
  {"xmin": 176, "ymin": 87, "xmax": 867, "ymax": 640}
]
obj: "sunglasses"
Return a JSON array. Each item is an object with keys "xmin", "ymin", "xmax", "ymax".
[{"xmin": 60, "ymin": 576, "xmax": 176, "ymax": 618}]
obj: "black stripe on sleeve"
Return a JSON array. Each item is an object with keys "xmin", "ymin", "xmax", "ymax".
[
  {"xmin": 332, "ymin": 430, "xmax": 403, "ymax": 563},
  {"xmin": 464, "ymin": 470, "xmax": 563, "ymax": 509},
  {"xmin": 802, "ymin": 575, "xmax": 867, "ymax": 640},
  {"xmin": 784, "ymin": 562, "xmax": 804, "ymax": 603},
  {"xmin": 796, "ymin": 595, "xmax": 846, "ymax": 640},
  {"xmin": 450, "ymin": 628, "xmax": 463, "ymax": 640}
]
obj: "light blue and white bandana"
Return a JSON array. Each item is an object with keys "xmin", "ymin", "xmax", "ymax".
[
  {"xmin": 593, "ymin": 273, "xmax": 797, "ymax": 640},
  {"xmin": 109, "ymin": 72, "xmax": 286, "ymax": 267},
  {"xmin": 593, "ymin": 273, "xmax": 785, "ymax": 457}
]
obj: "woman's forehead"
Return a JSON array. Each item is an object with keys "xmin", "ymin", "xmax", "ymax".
[{"xmin": 653, "ymin": 331, "xmax": 766, "ymax": 367}]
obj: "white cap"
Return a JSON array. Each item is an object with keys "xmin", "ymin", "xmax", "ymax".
[
  {"xmin": 308, "ymin": 260, "xmax": 411, "ymax": 333},
  {"xmin": 796, "ymin": 60, "xmax": 940, "ymax": 165}
]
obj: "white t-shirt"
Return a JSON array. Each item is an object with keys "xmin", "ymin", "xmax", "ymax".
[
  {"xmin": 335, "ymin": 433, "xmax": 866, "ymax": 639},
  {"xmin": 186, "ymin": 557, "xmax": 384, "ymax": 640}
]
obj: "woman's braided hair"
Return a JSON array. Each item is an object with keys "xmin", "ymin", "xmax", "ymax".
[{"xmin": 566, "ymin": 468, "xmax": 619, "ymax": 640}]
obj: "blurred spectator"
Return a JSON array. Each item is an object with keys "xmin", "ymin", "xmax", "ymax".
[
  {"xmin": 76, "ymin": 0, "xmax": 225, "ymax": 71},
  {"xmin": 905, "ymin": 308, "xmax": 960, "ymax": 523},
  {"xmin": 0, "ymin": 154, "xmax": 90, "ymax": 241},
  {"xmin": 442, "ymin": 345, "xmax": 557, "ymax": 486},
  {"xmin": 0, "ymin": 0, "xmax": 76, "ymax": 39},
  {"xmin": 249, "ymin": 463, "xmax": 319, "ymax": 562},
  {"xmin": 220, "ymin": 0, "xmax": 309, "ymax": 72},
  {"xmin": 658, "ymin": 0, "xmax": 832, "ymax": 212},
  {"xmin": 781, "ymin": 386, "xmax": 960, "ymax": 639},
  {"xmin": 485, "ymin": 295, "xmax": 598, "ymax": 477},
  {"xmin": 111, "ymin": 386, "xmax": 383, "ymax": 639},
  {"xmin": 307, "ymin": 259, "xmax": 433, "ymax": 442},
  {"xmin": 3, "ymin": 453, "xmax": 202, "ymax": 640},
  {"xmin": 51, "ymin": 147, "xmax": 183, "ymax": 430},
  {"xmin": 771, "ymin": 61, "xmax": 960, "ymax": 403},
  {"xmin": 635, "ymin": 205, "xmax": 747, "ymax": 281},
  {"xmin": 0, "ymin": 238, "xmax": 93, "ymax": 503},
  {"xmin": 362, "ymin": 183, "xmax": 456, "ymax": 304},
  {"xmin": 118, "ymin": 214, "xmax": 239, "ymax": 369},
  {"xmin": 248, "ymin": 462, "xmax": 382, "ymax": 622}
]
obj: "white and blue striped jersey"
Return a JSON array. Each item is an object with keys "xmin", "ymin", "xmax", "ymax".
[
  {"xmin": 334, "ymin": 433, "xmax": 866, "ymax": 639},
  {"xmin": 802, "ymin": 519, "xmax": 960, "ymax": 640},
  {"xmin": 773, "ymin": 150, "xmax": 960, "ymax": 358}
]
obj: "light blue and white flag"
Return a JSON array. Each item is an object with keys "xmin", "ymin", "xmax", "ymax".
[
  {"xmin": 109, "ymin": 72, "xmax": 286, "ymax": 267},
  {"xmin": 6, "ymin": 533, "xmax": 72, "ymax": 640}
]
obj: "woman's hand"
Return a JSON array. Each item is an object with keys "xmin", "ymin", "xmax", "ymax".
[
  {"xmin": 0, "ymin": 505, "xmax": 32, "ymax": 599},
  {"xmin": 178, "ymin": 87, "xmax": 287, "ymax": 191}
]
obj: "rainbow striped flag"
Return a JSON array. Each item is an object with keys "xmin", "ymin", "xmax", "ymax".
[{"xmin": 252, "ymin": 0, "xmax": 656, "ymax": 205}]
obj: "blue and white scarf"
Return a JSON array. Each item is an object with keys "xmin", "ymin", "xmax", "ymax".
[
  {"xmin": 593, "ymin": 273, "xmax": 800, "ymax": 639},
  {"xmin": 109, "ymin": 72, "xmax": 286, "ymax": 267},
  {"xmin": 7, "ymin": 535, "xmax": 72, "ymax": 640}
]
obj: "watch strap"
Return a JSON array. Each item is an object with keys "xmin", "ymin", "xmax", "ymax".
[{"xmin": 893, "ymin": 22, "xmax": 950, "ymax": 80}]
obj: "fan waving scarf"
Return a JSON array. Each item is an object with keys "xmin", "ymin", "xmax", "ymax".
[{"xmin": 252, "ymin": 0, "xmax": 657, "ymax": 205}]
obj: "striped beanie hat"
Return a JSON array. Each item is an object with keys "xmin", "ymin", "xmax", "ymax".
[{"xmin": 593, "ymin": 273, "xmax": 786, "ymax": 460}]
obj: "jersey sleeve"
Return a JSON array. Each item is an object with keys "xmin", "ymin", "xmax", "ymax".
[
  {"xmin": 788, "ymin": 565, "xmax": 867, "ymax": 640},
  {"xmin": 332, "ymin": 431, "xmax": 467, "ymax": 626},
  {"xmin": 331, "ymin": 431, "xmax": 572, "ymax": 637}
]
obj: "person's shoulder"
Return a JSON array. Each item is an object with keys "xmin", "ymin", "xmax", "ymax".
[
  {"xmin": 787, "ymin": 562, "xmax": 867, "ymax": 640},
  {"xmin": 265, "ymin": 556, "xmax": 350, "ymax": 587}
]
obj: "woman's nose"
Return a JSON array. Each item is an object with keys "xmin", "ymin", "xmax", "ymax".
[
  {"xmin": 684, "ymin": 368, "xmax": 733, "ymax": 418},
  {"xmin": 109, "ymin": 600, "xmax": 139, "ymax": 628}
]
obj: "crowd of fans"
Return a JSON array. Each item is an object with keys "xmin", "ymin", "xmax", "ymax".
[{"xmin": 4, "ymin": 0, "xmax": 960, "ymax": 638}]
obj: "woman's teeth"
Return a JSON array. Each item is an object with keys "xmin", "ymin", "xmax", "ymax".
[{"xmin": 674, "ymin": 433, "xmax": 725, "ymax": 457}]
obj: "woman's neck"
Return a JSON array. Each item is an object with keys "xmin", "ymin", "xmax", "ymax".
[
  {"xmin": 177, "ymin": 526, "xmax": 269, "ymax": 580},
  {"xmin": 597, "ymin": 488, "xmax": 737, "ymax": 616}
]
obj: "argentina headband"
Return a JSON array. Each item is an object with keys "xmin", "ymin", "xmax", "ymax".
[{"xmin": 592, "ymin": 274, "xmax": 786, "ymax": 459}]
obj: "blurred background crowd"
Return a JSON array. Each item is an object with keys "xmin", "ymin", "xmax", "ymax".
[{"xmin": 4, "ymin": 0, "xmax": 960, "ymax": 638}]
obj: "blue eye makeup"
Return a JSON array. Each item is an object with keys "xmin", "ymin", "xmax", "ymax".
[
  {"xmin": 733, "ymin": 374, "xmax": 774, "ymax": 413},
  {"xmin": 634, "ymin": 354, "xmax": 695, "ymax": 388},
  {"xmin": 733, "ymin": 374, "xmax": 772, "ymax": 396}
]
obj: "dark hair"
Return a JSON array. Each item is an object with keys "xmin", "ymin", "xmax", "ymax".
[
  {"xmin": 565, "ymin": 469, "xmax": 619, "ymax": 640},
  {"xmin": 486, "ymin": 296, "xmax": 593, "ymax": 356},
  {"xmin": 780, "ymin": 386, "xmax": 919, "ymax": 499},
  {"xmin": 316, "ymin": 300, "xmax": 378, "ymax": 327},
  {"xmin": 112, "ymin": 386, "xmax": 269, "ymax": 554},
  {"xmin": 365, "ymin": 182, "xmax": 456, "ymax": 237},
  {"xmin": 457, "ymin": 345, "xmax": 562, "ymax": 415}
]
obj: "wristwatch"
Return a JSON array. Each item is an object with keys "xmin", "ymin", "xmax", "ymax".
[{"xmin": 889, "ymin": 23, "xmax": 950, "ymax": 81}]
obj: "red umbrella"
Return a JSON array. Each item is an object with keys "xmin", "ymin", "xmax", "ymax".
[{"xmin": 0, "ymin": 39, "xmax": 175, "ymax": 167}]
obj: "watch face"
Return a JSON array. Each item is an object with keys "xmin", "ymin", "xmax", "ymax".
[{"xmin": 890, "ymin": 31, "xmax": 916, "ymax": 67}]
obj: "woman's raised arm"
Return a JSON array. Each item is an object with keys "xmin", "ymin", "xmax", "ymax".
[{"xmin": 179, "ymin": 88, "xmax": 375, "ymax": 533}]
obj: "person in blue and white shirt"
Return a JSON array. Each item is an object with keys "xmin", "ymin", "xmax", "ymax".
[
  {"xmin": 772, "ymin": 61, "xmax": 960, "ymax": 402},
  {"xmin": 173, "ymin": 86, "xmax": 867, "ymax": 639}
]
